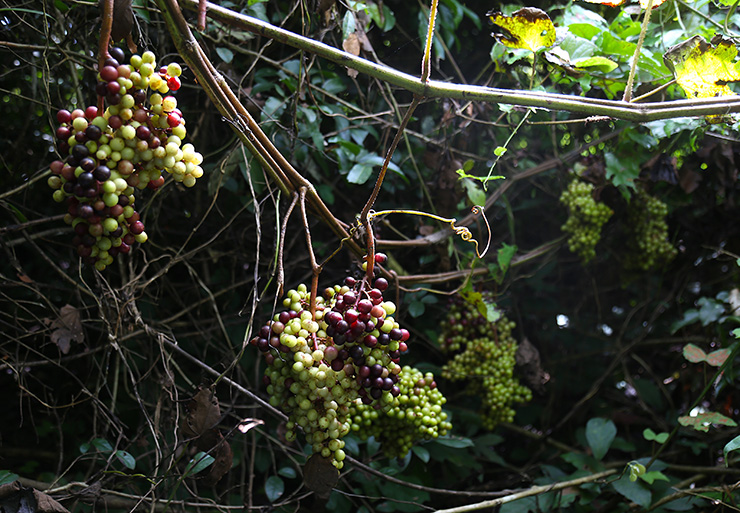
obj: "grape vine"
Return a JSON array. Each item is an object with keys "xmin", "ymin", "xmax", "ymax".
[
  {"xmin": 251, "ymin": 254, "xmax": 418, "ymax": 468},
  {"xmin": 624, "ymin": 186, "xmax": 677, "ymax": 271},
  {"xmin": 559, "ymin": 178, "xmax": 613, "ymax": 263},
  {"xmin": 439, "ymin": 296, "xmax": 532, "ymax": 429},
  {"xmin": 48, "ymin": 46, "xmax": 203, "ymax": 270}
]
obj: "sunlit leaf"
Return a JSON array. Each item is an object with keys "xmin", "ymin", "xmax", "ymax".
[
  {"xmin": 581, "ymin": 0, "xmax": 667, "ymax": 8},
  {"xmin": 487, "ymin": 8, "xmax": 555, "ymax": 53},
  {"xmin": 572, "ymin": 56, "xmax": 619, "ymax": 73},
  {"xmin": 679, "ymin": 412, "xmax": 737, "ymax": 432},
  {"xmin": 639, "ymin": 470, "xmax": 669, "ymax": 484},
  {"xmin": 682, "ymin": 343, "xmax": 706, "ymax": 363},
  {"xmin": 664, "ymin": 35, "xmax": 740, "ymax": 100}
]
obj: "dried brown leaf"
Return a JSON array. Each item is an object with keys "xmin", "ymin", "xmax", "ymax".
[
  {"xmin": 49, "ymin": 305, "xmax": 84, "ymax": 354},
  {"xmin": 182, "ymin": 388, "xmax": 221, "ymax": 439}
]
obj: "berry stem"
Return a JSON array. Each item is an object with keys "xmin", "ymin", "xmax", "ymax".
[
  {"xmin": 299, "ymin": 187, "xmax": 321, "ymax": 318},
  {"xmin": 98, "ymin": 0, "xmax": 114, "ymax": 112}
]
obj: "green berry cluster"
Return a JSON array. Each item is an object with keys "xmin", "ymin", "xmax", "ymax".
[
  {"xmin": 439, "ymin": 296, "xmax": 532, "ymax": 429},
  {"xmin": 559, "ymin": 179, "xmax": 613, "ymax": 262},
  {"xmin": 349, "ymin": 365, "xmax": 452, "ymax": 458},
  {"xmin": 252, "ymin": 259, "xmax": 411, "ymax": 469},
  {"xmin": 49, "ymin": 47, "xmax": 202, "ymax": 270},
  {"xmin": 624, "ymin": 187, "xmax": 677, "ymax": 271}
]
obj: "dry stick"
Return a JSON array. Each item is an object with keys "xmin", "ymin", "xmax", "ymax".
[
  {"xmin": 156, "ymin": 0, "xmax": 363, "ymax": 259},
  {"xmin": 623, "ymin": 0, "xmax": 655, "ymax": 103},
  {"xmin": 98, "ymin": 0, "xmax": 114, "ymax": 111},
  {"xmin": 433, "ymin": 470, "xmax": 618, "ymax": 513},
  {"xmin": 298, "ymin": 187, "xmax": 321, "ymax": 317},
  {"xmin": 276, "ymin": 191, "xmax": 300, "ymax": 296},
  {"xmin": 360, "ymin": 0, "xmax": 438, "ymax": 278}
]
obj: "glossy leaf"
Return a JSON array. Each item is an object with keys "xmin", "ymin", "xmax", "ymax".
[
  {"xmin": 572, "ymin": 56, "xmax": 619, "ymax": 73},
  {"xmin": 265, "ymin": 475, "xmax": 285, "ymax": 502},
  {"xmin": 184, "ymin": 452, "xmax": 215, "ymax": 476},
  {"xmin": 116, "ymin": 450, "xmax": 136, "ymax": 470},
  {"xmin": 487, "ymin": 8, "xmax": 556, "ymax": 53},
  {"xmin": 0, "ymin": 470, "xmax": 19, "ymax": 486}
]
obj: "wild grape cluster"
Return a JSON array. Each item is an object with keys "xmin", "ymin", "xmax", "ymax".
[
  {"xmin": 252, "ymin": 254, "xmax": 412, "ymax": 469},
  {"xmin": 349, "ymin": 365, "xmax": 451, "ymax": 458},
  {"xmin": 624, "ymin": 186, "xmax": 677, "ymax": 271},
  {"xmin": 48, "ymin": 46, "xmax": 203, "ymax": 270},
  {"xmin": 439, "ymin": 296, "xmax": 532, "ymax": 429},
  {"xmin": 559, "ymin": 179, "xmax": 613, "ymax": 262}
]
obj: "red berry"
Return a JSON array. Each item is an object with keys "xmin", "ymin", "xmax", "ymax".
[
  {"xmin": 166, "ymin": 113, "xmax": 181, "ymax": 127},
  {"xmin": 100, "ymin": 65, "xmax": 119, "ymax": 82},
  {"xmin": 57, "ymin": 109, "xmax": 72, "ymax": 124},
  {"xmin": 167, "ymin": 75, "xmax": 181, "ymax": 91},
  {"xmin": 130, "ymin": 220, "xmax": 145, "ymax": 235},
  {"xmin": 84, "ymin": 106, "xmax": 98, "ymax": 120}
]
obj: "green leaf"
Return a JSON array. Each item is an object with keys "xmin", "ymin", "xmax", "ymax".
[
  {"xmin": 462, "ymin": 179, "xmax": 486, "ymax": 207},
  {"xmin": 497, "ymin": 243, "xmax": 517, "ymax": 273},
  {"xmin": 346, "ymin": 164, "xmax": 373, "ymax": 184},
  {"xmin": 671, "ymin": 309, "xmax": 700, "ymax": 333},
  {"xmin": 572, "ymin": 56, "xmax": 619, "ymax": 73},
  {"xmin": 585, "ymin": 417, "xmax": 616, "ymax": 460},
  {"xmin": 407, "ymin": 301, "xmax": 426, "ymax": 318},
  {"xmin": 639, "ymin": 471, "xmax": 669, "ymax": 485},
  {"xmin": 679, "ymin": 412, "xmax": 737, "ymax": 432},
  {"xmin": 697, "ymin": 297, "xmax": 725, "ymax": 326},
  {"xmin": 92, "ymin": 438, "xmax": 113, "ymax": 453},
  {"xmin": 216, "ymin": 47, "xmax": 234, "ymax": 64},
  {"xmin": 0, "ymin": 470, "xmax": 19, "ymax": 486},
  {"xmin": 412, "ymin": 446, "xmax": 430, "ymax": 463},
  {"xmin": 79, "ymin": 443, "xmax": 91, "ymax": 454},
  {"xmin": 643, "ymin": 429, "xmax": 670, "ymax": 444},
  {"xmin": 494, "ymin": 146, "xmax": 507, "ymax": 157},
  {"xmin": 278, "ymin": 466, "xmax": 297, "ymax": 479},
  {"xmin": 434, "ymin": 436, "xmax": 474, "ymax": 448},
  {"xmin": 265, "ymin": 475, "xmax": 285, "ymax": 502},
  {"xmin": 115, "ymin": 450, "xmax": 136, "ymax": 470},
  {"xmin": 683, "ymin": 343, "xmax": 706, "ymax": 363},
  {"xmin": 500, "ymin": 496, "xmax": 538, "ymax": 513},
  {"xmin": 184, "ymin": 452, "xmax": 215, "ymax": 476},
  {"xmin": 342, "ymin": 11, "xmax": 356, "ymax": 40},
  {"xmin": 605, "ymin": 152, "xmax": 640, "ymax": 188},
  {"xmin": 612, "ymin": 474, "xmax": 651, "ymax": 508},
  {"xmin": 723, "ymin": 434, "xmax": 740, "ymax": 465}
]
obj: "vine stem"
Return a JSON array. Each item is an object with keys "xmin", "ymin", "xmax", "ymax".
[
  {"xmin": 98, "ymin": 0, "xmax": 114, "ymax": 111},
  {"xmin": 186, "ymin": 0, "xmax": 740, "ymax": 121},
  {"xmin": 360, "ymin": 0, "xmax": 438, "ymax": 279},
  {"xmin": 623, "ymin": 0, "xmax": 655, "ymax": 102}
]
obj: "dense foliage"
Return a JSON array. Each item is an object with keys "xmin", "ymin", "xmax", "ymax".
[{"xmin": 3, "ymin": 0, "xmax": 740, "ymax": 511}]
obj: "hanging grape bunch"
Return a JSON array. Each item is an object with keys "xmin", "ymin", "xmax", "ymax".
[
  {"xmin": 439, "ymin": 295, "xmax": 532, "ymax": 429},
  {"xmin": 251, "ymin": 254, "xmax": 411, "ymax": 469},
  {"xmin": 48, "ymin": 46, "xmax": 204, "ymax": 271},
  {"xmin": 349, "ymin": 365, "xmax": 451, "ymax": 458},
  {"xmin": 624, "ymin": 186, "xmax": 677, "ymax": 271},
  {"xmin": 559, "ymin": 178, "xmax": 613, "ymax": 263}
]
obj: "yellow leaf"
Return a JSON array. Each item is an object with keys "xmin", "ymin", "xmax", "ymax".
[
  {"xmin": 663, "ymin": 35, "xmax": 740, "ymax": 99},
  {"xmin": 581, "ymin": 0, "xmax": 667, "ymax": 8},
  {"xmin": 487, "ymin": 7, "xmax": 555, "ymax": 53}
]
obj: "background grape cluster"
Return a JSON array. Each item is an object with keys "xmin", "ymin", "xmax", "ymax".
[
  {"xmin": 439, "ymin": 296, "xmax": 532, "ymax": 429},
  {"xmin": 48, "ymin": 47, "xmax": 203, "ymax": 270},
  {"xmin": 252, "ymin": 255, "xmax": 424, "ymax": 468},
  {"xmin": 349, "ymin": 365, "xmax": 451, "ymax": 458},
  {"xmin": 624, "ymin": 186, "xmax": 677, "ymax": 270},
  {"xmin": 559, "ymin": 178, "xmax": 613, "ymax": 263}
]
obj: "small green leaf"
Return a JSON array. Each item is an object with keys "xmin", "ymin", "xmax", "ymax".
[
  {"xmin": 346, "ymin": 163, "xmax": 373, "ymax": 184},
  {"xmin": 497, "ymin": 243, "xmax": 517, "ymax": 273},
  {"xmin": 612, "ymin": 473, "xmax": 651, "ymax": 508},
  {"xmin": 92, "ymin": 438, "xmax": 113, "ymax": 453},
  {"xmin": 79, "ymin": 443, "xmax": 91, "ymax": 454},
  {"xmin": 683, "ymin": 344, "xmax": 707, "ymax": 363},
  {"xmin": 115, "ymin": 450, "xmax": 136, "ymax": 470},
  {"xmin": 494, "ymin": 146, "xmax": 507, "ymax": 157},
  {"xmin": 639, "ymin": 471, "xmax": 669, "ymax": 485},
  {"xmin": 572, "ymin": 56, "xmax": 619, "ymax": 73},
  {"xmin": 407, "ymin": 301, "xmax": 425, "ymax": 318},
  {"xmin": 697, "ymin": 297, "xmax": 726, "ymax": 326},
  {"xmin": 723, "ymin": 434, "xmax": 740, "ymax": 465},
  {"xmin": 462, "ymin": 179, "xmax": 487, "ymax": 207},
  {"xmin": 586, "ymin": 417, "xmax": 616, "ymax": 460},
  {"xmin": 265, "ymin": 475, "xmax": 285, "ymax": 502},
  {"xmin": 216, "ymin": 47, "xmax": 234, "ymax": 63},
  {"xmin": 278, "ymin": 466, "xmax": 297, "ymax": 479},
  {"xmin": 412, "ymin": 446, "xmax": 430, "ymax": 463},
  {"xmin": 342, "ymin": 11, "xmax": 356, "ymax": 40},
  {"xmin": 184, "ymin": 452, "xmax": 215, "ymax": 476},
  {"xmin": 0, "ymin": 470, "xmax": 19, "ymax": 486}
]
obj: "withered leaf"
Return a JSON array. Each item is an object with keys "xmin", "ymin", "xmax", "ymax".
[
  {"xmin": 182, "ymin": 388, "xmax": 221, "ymax": 439},
  {"xmin": 203, "ymin": 435, "xmax": 234, "ymax": 485},
  {"xmin": 49, "ymin": 304, "xmax": 84, "ymax": 354},
  {"xmin": 342, "ymin": 32, "xmax": 360, "ymax": 78},
  {"xmin": 303, "ymin": 453, "xmax": 339, "ymax": 498}
]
